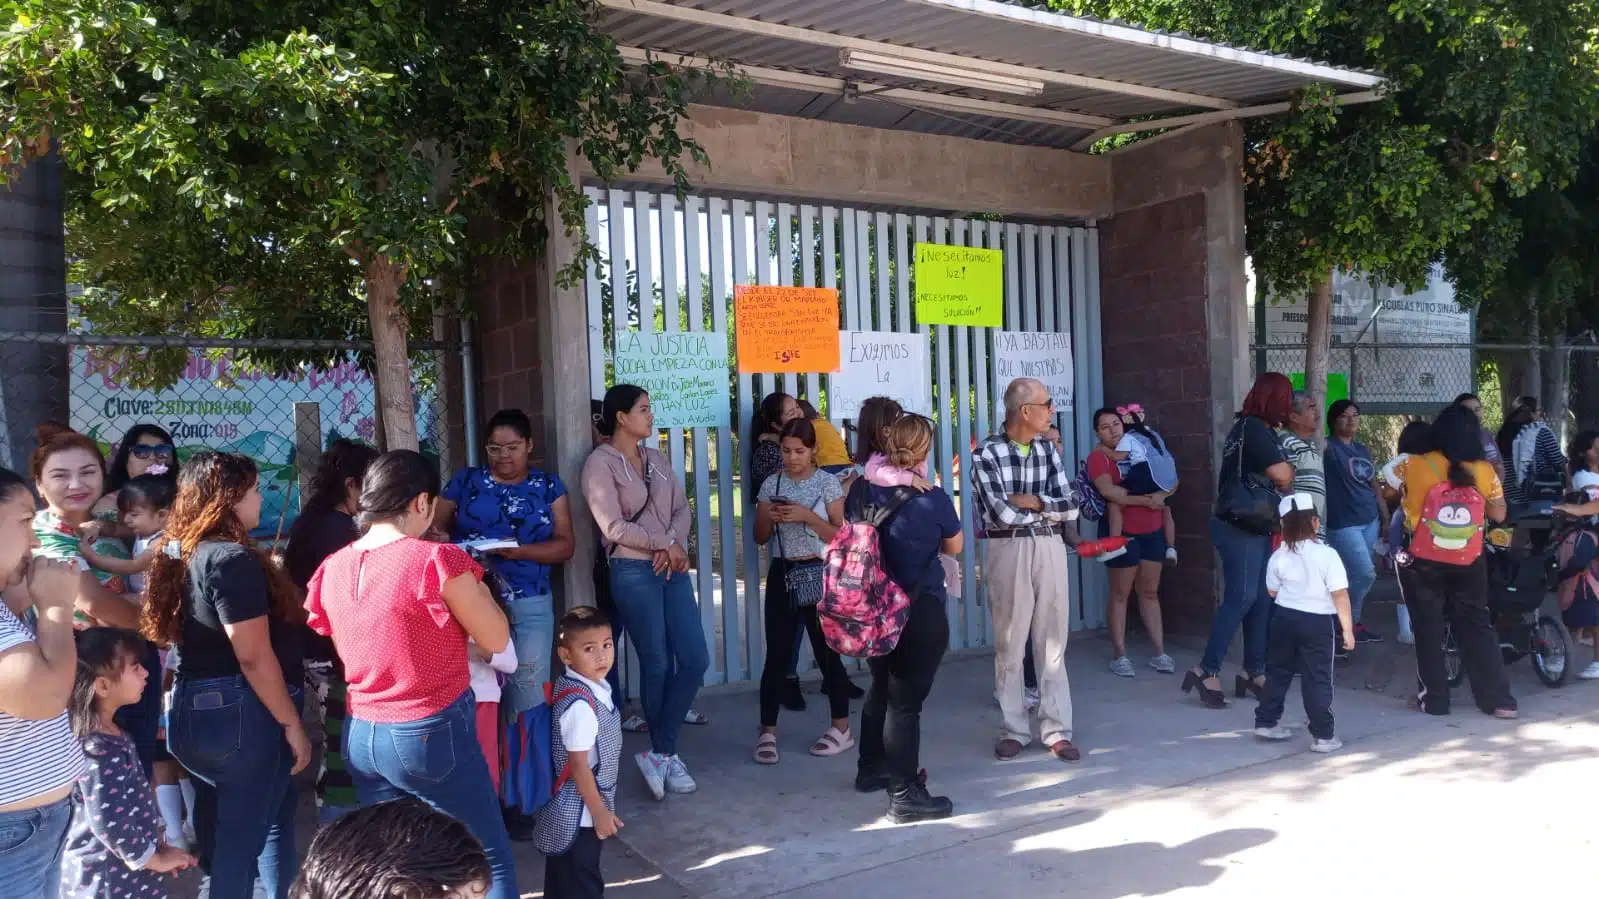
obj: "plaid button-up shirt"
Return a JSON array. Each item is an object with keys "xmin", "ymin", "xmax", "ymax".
[{"xmin": 970, "ymin": 433, "xmax": 1079, "ymax": 532}]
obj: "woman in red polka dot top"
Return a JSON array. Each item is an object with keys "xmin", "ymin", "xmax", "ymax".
[{"xmin": 304, "ymin": 450, "xmax": 519, "ymax": 899}]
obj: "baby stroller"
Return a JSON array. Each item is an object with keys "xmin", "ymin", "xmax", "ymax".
[{"xmin": 1443, "ymin": 514, "xmax": 1571, "ymax": 687}]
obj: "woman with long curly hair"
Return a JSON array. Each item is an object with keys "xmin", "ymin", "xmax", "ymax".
[{"xmin": 143, "ymin": 452, "xmax": 310, "ymax": 899}]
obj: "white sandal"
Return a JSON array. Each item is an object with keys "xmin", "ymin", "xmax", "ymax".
[
  {"xmin": 753, "ymin": 732, "xmax": 779, "ymax": 765},
  {"xmin": 620, "ymin": 713, "xmax": 649, "ymax": 733},
  {"xmin": 809, "ymin": 726, "xmax": 855, "ymax": 757}
]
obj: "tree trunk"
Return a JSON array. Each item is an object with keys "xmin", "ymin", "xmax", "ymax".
[
  {"xmin": 365, "ymin": 255, "xmax": 419, "ymax": 452},
  {"xmin": 1304, "ymin": 272, "xmax": 1334, "ymax": 410},
  {"xmin": 1543, "ymin": 334, "xmax": 1572, "ymax": 446},
  {"xmin": 1524, "ymin": 293, "xmax": 1543, "ymax": 401}
]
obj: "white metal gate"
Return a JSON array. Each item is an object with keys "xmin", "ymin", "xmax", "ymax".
[{"xmin": 584, "ymin": 187, "xmax": 1105, "ymax": 687}]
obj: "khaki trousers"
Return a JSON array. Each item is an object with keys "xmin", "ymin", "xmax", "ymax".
[{"xmin": 985, "ymin": 535, "xmax": 1073, "ymax": 745}]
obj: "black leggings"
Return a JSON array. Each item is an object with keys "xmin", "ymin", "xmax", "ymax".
[
  {"xmin": 760, "ymin": 558, "xmax": 853, "ymax": 727},
  {"xmin": 1401, "ymin": 557, "xmax": 1515, "ymax": 715},
  {"xmin": 859, "ymin": 594, "xmax": 949, "ymax": 789}
]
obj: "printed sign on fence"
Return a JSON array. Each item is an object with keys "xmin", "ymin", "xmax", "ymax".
[
  {"xmin": 831, "ymin": 330, "xmax": 932, "ymax": 420},
  {"xmin": 613, "ymin": 330, "xmax": 732, "ymax": 429},
  {"xmin": 991, "ymin": 331, "xmax": 1074, "ymax": 423},
  {"xmin": 914, "ymin": 243, "xmax": 1004, "ymax": 327},
  {"xmin": 734, "ymin": 285, "xmax": 841, "ymax": 374},
  {"xmin": 69, "ymin": 348, "xmax": 434, "ymax": 540}
]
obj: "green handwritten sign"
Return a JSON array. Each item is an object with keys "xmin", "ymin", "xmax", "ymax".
[
  {"xmin": 914, "ymin": 243, "xmax": 1004, "ymax": 327},
  {"xmin": 614, "ymin": 330, "xmax": 732, "ymax": 429}
]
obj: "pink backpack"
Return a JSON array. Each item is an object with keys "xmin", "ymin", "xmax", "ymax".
[{"xmin": 819, "ymin": 487, "xmax": 918, "ymax": 659}]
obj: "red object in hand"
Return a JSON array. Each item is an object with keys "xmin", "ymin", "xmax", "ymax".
[{"xmin": 1078, "ymin": 536, "xmax": 1129, "ymax": 559}]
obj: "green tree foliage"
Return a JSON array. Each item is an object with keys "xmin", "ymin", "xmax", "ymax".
[
  {"xmin": 1050, "ymin": 0, "xmax": 1599, "ymax": 308},
  {"xmin": 2, "ymin": 0, "xmax": 714, "ymax": 447}
]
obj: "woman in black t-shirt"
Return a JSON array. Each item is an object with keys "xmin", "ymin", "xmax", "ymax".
[
  {"xmin": 283, "ymin": 438, "xmax": 378, "ymax": 825},
  {"xmin": 1183, "ymin": 373, "xmax": 1296, "ymax": 709},
  {"xmin": 143, "ymin": 452, "xmax": 310, "ymax": 899}
]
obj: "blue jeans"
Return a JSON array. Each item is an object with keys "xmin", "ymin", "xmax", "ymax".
[
  {"xmin": 608, "ymin": 559, "xmax": 709, "ymax": 756},
  {"xmin": 0, "ymin": 796, "xmax": 71, "ymax": 899},
  {"xmin": 345, "ymin": 690, "xmax": 518, "ymax": 899},
  {"xmin": 1201, "ymin": 518, "xmax": 1274, "ymax": 677},
  {"xmin": 500, "ymin": 591, "xmax": 554, "ymax": 717},
  {"xmin": 1327, "ymin": 520, "xmax": 1380, "ymax": 625},
  {"xmin": 169, "ymin": 675, "xmax": 302, "ymax": 899}
]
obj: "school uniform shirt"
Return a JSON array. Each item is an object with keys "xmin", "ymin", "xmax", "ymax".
[
  {"xmin": 468, "ymin": 637, "xmax": 519, "ymax": 705},
  {"xmin": 1086, "ymin": 447, "xmax": 1163, "ymax": 536},
  {"xmin": 305, "ymin": 537, "xmax": 482, "ymax": 723},
  {"xmin": 59, "ymin": 732, "xmax": 165, "ymax": 898},
  {"xmin": 127, "ymin": 532, "xmax": 160, "ymax": 597},
  {"xmin": 442, "ymin": 466, "xmax": 568, "ymax": 598},
  {"xmin": 0, "ymin": 606, "xmax": 87, "ymax": 807},
  {"xmin": 1266, "ymin": 541, "xmax": 1349, "ymax": 616},
  {"xmin": 556, "ymin": 671, "xmax": 616, "ymax": 828}
]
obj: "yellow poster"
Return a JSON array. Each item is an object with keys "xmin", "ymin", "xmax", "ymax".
[{"xmin": 914, "ymin": 243, "xmax": 1004, "ymax": 327}]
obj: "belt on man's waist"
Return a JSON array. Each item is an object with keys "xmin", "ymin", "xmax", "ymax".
[{"xmin": 985, "ymin": 524, "xmax": 1061, "ymax": 539}]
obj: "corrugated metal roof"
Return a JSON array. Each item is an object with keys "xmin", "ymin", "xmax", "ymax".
[{"xmin": 600, "ymin": 0, "xmax": 1383, "ymax": 148}]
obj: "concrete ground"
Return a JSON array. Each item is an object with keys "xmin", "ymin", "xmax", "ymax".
[{"xmin": 180, "ymin": 586, "xmax": 1599, "ymax": 898}]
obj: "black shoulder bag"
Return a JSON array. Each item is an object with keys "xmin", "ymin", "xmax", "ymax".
[
  {"xmin": 773, "ymin": 472, "xmax": 827, "ymax": 609},
  {"xmin": 592, "ymin": 457, "xmax": 653, "ymax": 619},
  {"xmin": 1214, "ymin": 419, "xmax": 1281, "ymax": 536}
]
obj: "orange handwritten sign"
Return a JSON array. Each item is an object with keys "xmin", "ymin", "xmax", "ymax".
[{"xmin": 734, "ymin": 285, "xmax": 841, "ymax": 374}]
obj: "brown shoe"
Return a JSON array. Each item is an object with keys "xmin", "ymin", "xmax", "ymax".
[
  {"xmin": 1049, "ymin": 739, "xmax": 1081, "ymax": 763},
  {"xmin": 994, "ymin": 738, "xmax": 1025, "ymax": 761}
]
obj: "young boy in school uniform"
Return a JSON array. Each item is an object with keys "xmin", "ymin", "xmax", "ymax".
[{"xmin": 533, "ymin": 607, "xmax": 623, "ymax": 899}]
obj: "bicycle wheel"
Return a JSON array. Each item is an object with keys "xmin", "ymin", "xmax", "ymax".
[
  {"xmin": 1532, "ymin": 615, "xmax": 1572, "ymax": 687},
  {"xmin": 1444, "ymin": 624, "xmax": 1465, "ymax": 687}
]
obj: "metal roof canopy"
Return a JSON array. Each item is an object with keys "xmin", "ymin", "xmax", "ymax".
[{"xmin": 599, "ymin": 0, "xmax": 1383, "ymax": 151}]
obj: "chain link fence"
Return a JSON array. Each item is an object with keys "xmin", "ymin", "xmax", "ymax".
[
  {"xmin": 0, "ymin": 330, "xmax": 465, "ymax": 542},
  {"xmin": 1250, "ymin": 342, "xmax": 1488, "ymax": 413}
]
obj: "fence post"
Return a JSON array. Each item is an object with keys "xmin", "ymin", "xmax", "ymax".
[{"xmin": 294, "ymin": 402, "xmax": 322, "ymax": 514}]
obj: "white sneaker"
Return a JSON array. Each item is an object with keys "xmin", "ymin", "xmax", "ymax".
[
  {"xmin": 1109, "ymin": 657, "xmax": 1136, "ymax": 678},
  {"xmin": 1023, "ymin": 686, "xmax": 1040, "ymax": 712},
  {"xmin": 1311, "ymin": 738, "xmax": 1343, "ymax": 753},
  {"xmin": 663, "ymin": 755, "xmax": 698, "ymax": 794},
  {"xmin": 635, "ymin": 751, "xmax": 668, "ymax": 800},
  {"xmin": 1149, "ymin": 654, "xmax": 1177, "ymax": 674},
  {"xmin": 1254, "ymin": 725, "xmax": 1292, "ymax": 741},
  {"xmin": 1397, "ymin": 631, "xmax": 1416, "ymax": 646},
  {"xmin": 1580, "ymin": 661, "xmax": 1599, "ymax": 680}
]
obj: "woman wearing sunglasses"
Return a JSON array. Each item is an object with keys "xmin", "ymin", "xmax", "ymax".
[{"xmin": 93, "ymin": 423, "xmax": 181, "ymax": 520}]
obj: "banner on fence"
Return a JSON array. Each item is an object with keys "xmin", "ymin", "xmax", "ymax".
[
  {"xmin": 831, "ymin": 330, "xmax": 932, "ymax": 420},
  {"xmin": 991, "ymin": 331, "xmax": 1074, "ymax": 423},
  {"xmin": 734, "ymin": 285, "xmax": 841, "ymax": 374},
  {"xmin": 914, "ymin": 243, "xmax": 1004, "ymax": 327},
  {"xmin": 613, "ymin": 330, "xmax": 732, "ymax": 429},
  {"xmin": 70, "ymin": 348, "xmax": 412, "ymax": 539}
]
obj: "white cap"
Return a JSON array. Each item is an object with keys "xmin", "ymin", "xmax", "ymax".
[
  {"xmin": 1575, "ymin": 470, "xmax": 1599, "ymax": 492},
  {"xmin": 1278, "ymin": 493, "xmax": 1316, "ymax": 518}
]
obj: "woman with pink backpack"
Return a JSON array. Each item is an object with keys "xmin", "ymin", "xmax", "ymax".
[{"xmin": 844, "ymin": 412, "xmax": 962, "ymax": 824}]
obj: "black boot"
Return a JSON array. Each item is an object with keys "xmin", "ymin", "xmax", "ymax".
[
  {"xmin": 888, "ymin": 780, "xmax": 952, "ymax": 824},
  {"xmin": 782, "ymin": 675, "xmax": 807, "ymax": 712}
]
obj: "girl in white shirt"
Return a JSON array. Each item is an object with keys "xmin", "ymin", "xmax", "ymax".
[
  {"xmin": 469, "ymin": 636, "xmax": 518, "ymax": 797},
  {"xmin": 1255, "ymin": 494, "xmax": 1355, "ymax": 753}
]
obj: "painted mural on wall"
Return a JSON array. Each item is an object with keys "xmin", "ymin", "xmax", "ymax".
[{"xmin": 69, "ymin": 348, "xmax": 426, "ymax": 539}]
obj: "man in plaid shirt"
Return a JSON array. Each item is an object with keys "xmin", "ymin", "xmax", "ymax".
[{"xmin": 971, "ymin": 377, "xmax": 1082, "ymax": 762}]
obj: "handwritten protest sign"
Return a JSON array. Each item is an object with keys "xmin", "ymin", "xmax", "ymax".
[
  {"xmin": 914, "ymin": 243, "xmax": 1004, "ymax": 326},
  {"xmin": 613, "ymin": 330, "xmax": 732, "ymax": 429},
  {"xmin": 991, "ymin": 331, "xmax": 1074, "ymax": 423},
  {"xmin": 734, "ymin": 286, "xmax": 841, "ymax": 374},
  {"xmin": 832, "ymin": 331, "xmax": 932, "ymax": 419}
]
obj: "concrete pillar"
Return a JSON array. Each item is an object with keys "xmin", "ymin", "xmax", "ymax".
[
  {"xmin": 0, "ymin": 152, "xmax": 70, "ymax": 471},
  {"xmin": 535, "ymin": 145, "xmax": 597, "ymax": 612}
]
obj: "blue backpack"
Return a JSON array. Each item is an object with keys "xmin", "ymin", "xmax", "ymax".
[
  {"xmin": 502, "ymin": 682, "xmax": 597, "ymax": 815},
  {"xmin": 1074, "ymin": 461, "xmax": 1108, "ymax": 522}
]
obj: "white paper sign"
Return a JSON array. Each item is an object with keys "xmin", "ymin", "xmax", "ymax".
[
  {"xmin": 991, "ymin": 331, "xmax": 1074, "ymax": 423},
  {"xmin": 831, "ymin": 330, "xmax": 932, "ymax": 419}
]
